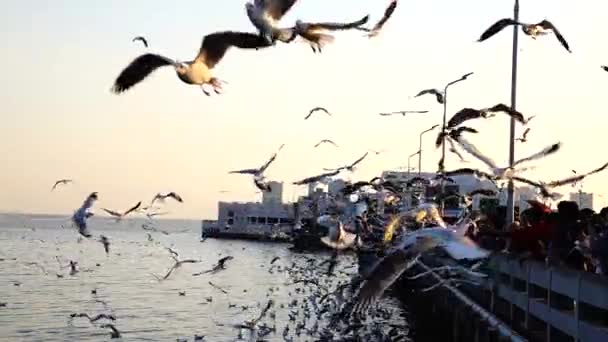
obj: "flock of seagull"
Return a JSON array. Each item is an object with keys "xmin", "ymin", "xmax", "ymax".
[{"xmin": 10, "ymin": 0, "xmax": 608, "ymax": 341}]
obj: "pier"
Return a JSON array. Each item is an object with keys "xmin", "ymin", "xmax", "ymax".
[{"xmin": 359, "ymin": 251, "xmax": 608, "ymax": 342}]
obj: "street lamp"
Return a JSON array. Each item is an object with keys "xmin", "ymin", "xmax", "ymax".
[
  {"xmin": 408, "ymin": 150, "xmax": 421, "ymax": 176},
  {"xmin": 439, "ymin": 72, "xmax": 474, "ymax": 173},
  {"xmin": 419, "ymin": 124, "xmax": 439, "ymax": 175}
]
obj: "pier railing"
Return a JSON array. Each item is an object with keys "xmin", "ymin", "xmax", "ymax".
[{"xmin": 490, "ymin": 254, "xmax": 608, "ymax": 342}]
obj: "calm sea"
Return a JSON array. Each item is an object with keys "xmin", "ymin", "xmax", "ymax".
[{"xmin": 0, "ymin": 214, "xmax": 409, "ymax": 341}]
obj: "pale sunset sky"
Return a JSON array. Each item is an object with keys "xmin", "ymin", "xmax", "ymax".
[{"xmin": 1, "ymin": 0, "xmax": 607, "ymax": 219}]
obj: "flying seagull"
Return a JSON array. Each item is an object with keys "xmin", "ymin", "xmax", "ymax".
[
  {"xmin": 111, "ymin": 31, "xmax": 273, "ymax": 95},
  {"xmin": 52, "ymin": 179, "xmax": 73, "ymax": 191},
  {"xmin": 245, "ymin": 0, "xmax": 300, "ymax": 44},
  {"xmin": 229, "ymin": 151, "xmax": 278, "ymax": 177},
  {"xmin": 602, "ymin": 66, "xmax": 608, "ymax": 72},
  {"xmin": 132, "ymin": 36, "xmax": 148, "ymax": 48},
  {"xmin": 379, "ymin": 110, "xmax": 428, "ymax": 116},
  {"xmin": 447, "ymin": 103, "xmax": 527, "ymax": 129},
  {"xmin": 153, "ymin": 255, "xmax": 200, "ymax": 281},
  {"xmin": 478, "ymin": 18, "xmax": 571, "ymax": 53},
  {"xmin": 361, "ymin": 0, "xmax": 398, "ymax": 38},
  {"xmin": 325, "ymin": 152, "xmax": 369, "ymax": 172},
  {"xmin": 414, "ymin": 89, "xmax": 444, "ymax": 104},
  {"xmin": 290, "ymin": 15, "xmax": 370, "ymax": 53},
  {"xmin": 435, "ymin": 126, "xmax": 478, "ymax": 148},
  {"xmin": 151, "ymin": 192, "xmax": 183, "ymax": 206},
  {"xmin": 314, "ymin": 139, "xmax": 338, "ymax": 148},
  {"xmin": 455, "ymin": 136, "xmax": 561, "ymax": 179},
  {"xmin": 352, "ymin": 236, "xmax": 440, "ymax": 314},
  {"xmin": 101, "ymin": 201, "xmax": 142, "ymax": 221},
  {"xmin": 305, "ymin": 107, "xmax": 331, "ymax": 120},
  {"xmin": 516, "ymin": 128, "xmax": 531, "ymax": 143},
  {"xmin": 292, "ymin": 170, "xmax": 340, "ymax": 185},
  {"xmin": 72, "ymin": 192, "xmax": 98, "ymax": 238},
  {"xmin": 317, "ymin": 215, "xmax": 359, "ymax": 250}
]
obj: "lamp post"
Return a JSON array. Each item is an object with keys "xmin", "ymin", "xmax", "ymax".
[
  {"xmin": 505, "ymin": 0, "xmax": 520, "ymax": 226},
  {"xmin": 439, "ymin": 72, "xmax": 474, "ymax": 173},
  {"xmin": 408, "ymin": 150, "xmax": 421, "ymax": 176},
  {"xmin": 419, "ymin": 124, "xmax": 439, "ymax": 175}
]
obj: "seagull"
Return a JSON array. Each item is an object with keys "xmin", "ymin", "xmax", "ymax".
[
  {"xmin": 70, "ymin": 313, "xmax": 116, "ymax": 323},
  {"xmin": 352, "ymin": 236, "xmax": 441, "ymax": 314},
  {"xmin": 516, "ymin": 128, "xmax": 531, "ymax": 143},
  {"xmin": 150, "ymin": 192, "xmax": 183, "ymax": 206},
  {"xmin": 245, "ymin": 0, "xmax": 300, "ymax": 44},
  {"xmin": 379, "ymin": 110, "xmax": 428, "ymax": 116},
  {"xmin": 153, "ymin": 256, "xmax": 200, "ymax": 281},
  {"xmin": 101, "ymin": 201, "xmax": 142, "ymax": 221},
  {"xmin": 447, "ymin": 103, "xmax": 526, "ymax": 129},
  {"xmin": 317, "ymin": 216, "xmax": 359, "ymax": 250},
  {"xmin": 414, "ymin": 89, "xmax": 444, "ymax": 104},
  {"xmin": 305, "ymin": 107, "xmax": 331, "ymax": 120},
  {"xmin": 325, "ymin": 152, "xmax": 369, "ymax": 173},
  {"xmin": 132, "ymin": 36, "xmax": 148, "ymax": 48},
  {"xmin": 314, "ymin": 139, "xmax": 338, "ymax": 148},
  {"xmin": 291, "ymin": 15, "xmax": 370, "ymax": 53},
  {"xmin": 99, "ymin": 235, "xmax": 110, "ymax": 255},
  {"xmin": 111, "ymin": 31, "xmax": 273, "ymax": 95},
  {"xmin": 51, "ymin": 179, "xmax": 73, "ymax": 191},
  {"xmin": 455, "ymin": 136, "xmax": 560, "ymax": 179},
  {"xmin": 71, "ymin": 192, "xmax": 98, "ymax": 238},
  {"xmin": 360, "ymin": 0, "xmax": 398, "ymax": 38},
  {"xmin": 602, "ymin": 66, "xmax": 608, "ymax": 72},
  {"xmin": 229, "ymin": 147, "xmax": 280, "ymax": 177},
  {"xmin": 193, "ymin": 256, "xmax": 234, "ymax": 276},
  {"xmin": 292, "ymin": 170, "xmax": 340, "ymax": 185},
  {"xmin": 478, "ymin": 18, "xmax": 571, "ymax": 53}
]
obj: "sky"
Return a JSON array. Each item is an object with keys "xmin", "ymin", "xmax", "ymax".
[{"xmin": 1, "ymin": 0, "xmax": 608, "ymax": 219}]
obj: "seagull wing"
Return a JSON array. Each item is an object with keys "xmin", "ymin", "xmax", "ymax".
[
  {"xmin": 368, "ymin": 0, "xmax": 398, "ymax": 36},
  {"xmin": 229, "ymin": 168, "xmax": 259, "ymax": 175},
  {"xmin": 306, "ymin": 15, "xmax": 369, "ymax": 31},
  {"xmin": 539, "ymin": 20, "xmax": 571, "ymax": 53},
  {"xmin": 602, "ymin": 65, "xmax": 608, "ymax": 72},
  {"xmin": 414, "ymin": 89, "xmax": 444, "ymax": 104},
  {"xmin": 123, "ymin": 201, "xmax": 142, "ymax": 217},
  {"xmin": 446, "ymin": 138, "xmax": 466, "ymax": 161},
  {"xmin": 487, "ymin": 103, "xmax": 526, "ymax": 124},
  {"xmin": 101, "ymin": 208, "xmax": 123, "ymax": 218},
  {"xmin": 196, "ymin": 31, "xmax": 272, "ymax": 69},
  {"xmin": 478, "ymin": 18, "xmax": 520, "ymax": 42},
  {"xmin": 266, "ymin": 0, "xmax": 299, "ymax": 20},
  {"xmin": 512, "ymin": 142, "xmax": 560, "ymax": 168},
  {"xmin": 111, "ymin": 54, "xmax": 175, "ymax": 93},
  {"xmin": 447, "ymin": 108, "xmax": 483, "ymax": 129},
  {"xmin": 350, "ymin": 152, "xmax": 369, "ymax": 168},
  {"xmin": 547, "ymin": 161, "xmax": 608, "ymax": 188},
  {"xmin": 354, "ymin": 236, "xmax": 438, "ymax": 314},
  {"xmin": 511, "ymin": 176, "xmax": 552, "ymax": 198},
  {"xmin": 132, "ymin": 36, "xmax": 148, "ymax": 48},
  {"xmin": 522, "ymin": 128, "xmax": 531, "ymax": 140},
  {"xmin": 259, "ymin": 152, "xmax": 278, "ymax": 174},
  {"xmin": 168, "ymin": 192, "xmax": 183, "ymax": 203},
  {"xmin": 453, "ymin": 137, "xmax": 499, "ymax": 171}
]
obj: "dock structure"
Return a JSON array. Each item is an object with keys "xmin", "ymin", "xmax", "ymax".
[{"xmin": 358, "ymin": 251, "xmax": 608, "ymax": 342}]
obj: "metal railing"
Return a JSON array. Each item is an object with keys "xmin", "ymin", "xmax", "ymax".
[{"xmin": 491, "ymin": 254, "xmax": 608, "ymax": 342}]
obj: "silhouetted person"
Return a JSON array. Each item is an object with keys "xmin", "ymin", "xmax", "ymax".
[{"xmin": 549, "ymin": 201, "xmax": 579, "ymax": 267}]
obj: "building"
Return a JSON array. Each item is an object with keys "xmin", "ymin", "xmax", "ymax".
[
  {"xmin": 262, "ymin": 181, "xmax": 283, "ymax": 205},
  {"xmin": 570, "ymin": 191, "xmax": 593, "ymax": 210}
]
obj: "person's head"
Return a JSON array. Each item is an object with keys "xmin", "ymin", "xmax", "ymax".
[
  {"xmin": 520, "ymin": 207, "xmax": 544, "ymax": 226},
  {"xmin": 599, "ymin": 206, "xmax": 608, "ymax": 220},
  {"xmin": 557, "ymin": 201, "xmax": 579, "ymax": 221},
  {"xmin": 579, "ymin": 208, "xmax": 595, "ymax": 223}
]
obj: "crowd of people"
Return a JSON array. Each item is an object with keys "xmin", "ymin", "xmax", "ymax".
[{"xmin": 471, "ymin": 200, "xmax": 608, "ymax": 276}]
